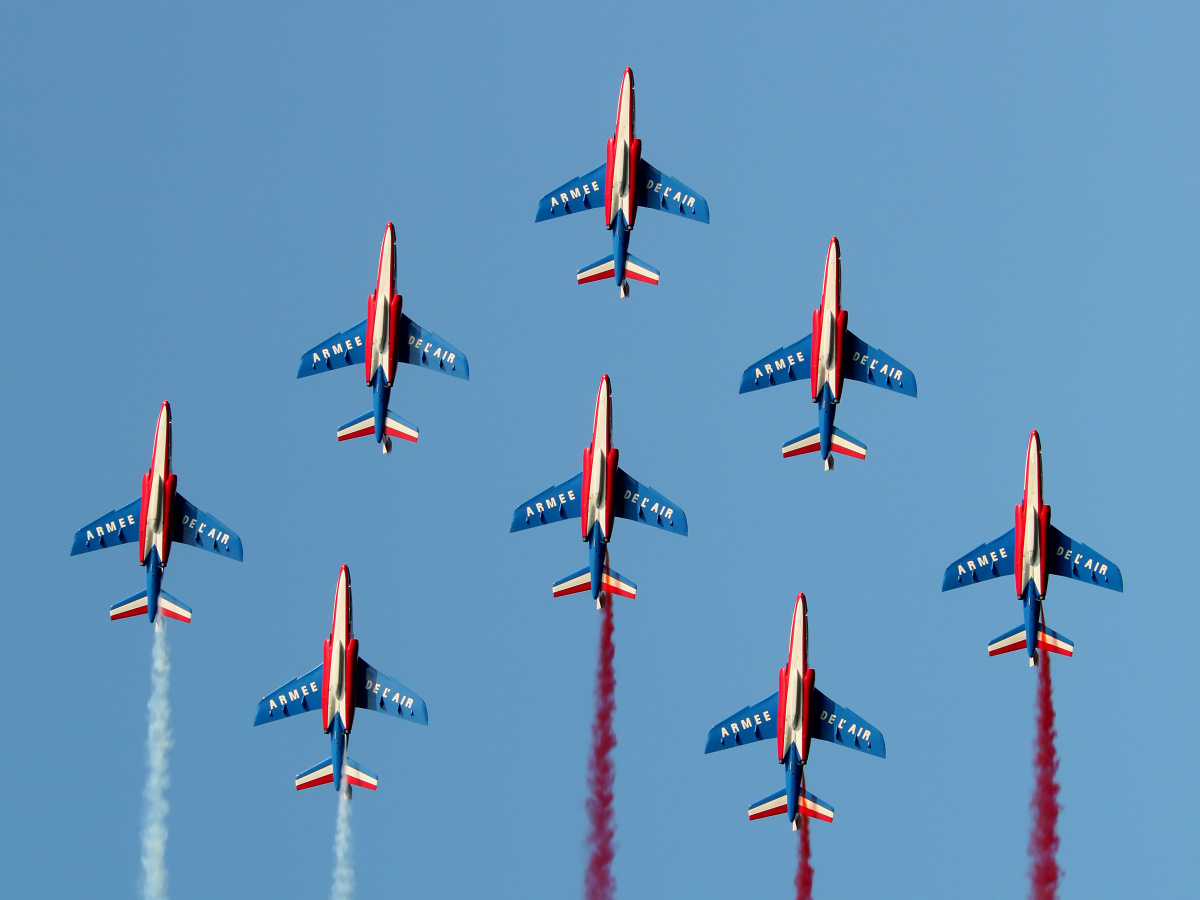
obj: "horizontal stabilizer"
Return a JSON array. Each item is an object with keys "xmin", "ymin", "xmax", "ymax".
[
  {"xmin": 254, "ymin": 664, "xmax": 325, "ymax": 725},
  {"xmin": 809, "ymin": 687, "xmax": 885, "ymax": 757},
  {"xmin": 158, "ymin": 591, "xmax": 192, "ymax": 624},
  {"xmin": 336, "ymin": 411, "xmax": 418, "ymax": 444},
  {"xmin": 740, "ymin": 336, "xmax": 814, "ymax": 394},
  {"xmin": 842, "ymin": 330, "xmax": 917, "ymax": 397},
  {"xmin": 336, "ymin": 411, "xmax": 376, "ymax": 442},
  {"xmin": 943, "ymin": 529, "xmax": 1017, "ymax": 591},
  {"xmin": 613, "ymin": 468, "xmax": 687, "ymax": 534},
  {"xmin": 173, "ymin": 493, "xmax": 243, "ymax": 561},
  {"xmin": 748, "ymin": 787, "xmax": 834, "ymax": 824},
  {"xmin": 295, "ymin": 758, "xmax": 334, "ymax": 791},
  {"xmin": 1047, "ymin": 524, "xmax": 1123, "ymax": 592},
  {"xmin": 510, "ymin": 473, "xmax": 583, "ymax": 532},
  {"xmin": 624, "ymin": 254, "xmax": 660, "ymax": 285},
  {"xmin": 829, "ymin": 426, "xmax": 867, "ymax": 460},
  {"xmin": 536, "ymin": 164, "xmax": 607, "ymax": 221},
  {"xmin": 636, "ymin": 160, "xmax": 710, "ymax": 223},
  {"xmin": 551, "ymin": 566, "xmax": 637, "ymax": 600},
  {"xmin": 110, "ymin": 591, "xmax": 148, "ymax": 621},
  {"xmin": 782, "ymin": 427, "xmax": 821, "ymax": 458},
  {"xmin": 705, "ymin": 692, "xmax": 779, "ymax": 753},
  {"xmin": 988, "ymin": 623, "xmax": 1074, "ymax": 658},
  {"xmin": 356, "ymin": 659, "xmax": 428, "ymax": 725},
  {"xmin": 344, "ymin": 757, "xmax": 379, "ymax": 791},
  {"xmin": 297, "ymin": 319, "xmax": 368, "ymax": 378},
  {"xmin": 71, "ymin": 498, "xmax": 142, "ymax": 556},
  {"xmin": 577, "ymin": 255, "xmax": 616, "ymax": 284},
  {"xmin": 383, "ymin": 412, "xmax": 419, "ymax": 443}
]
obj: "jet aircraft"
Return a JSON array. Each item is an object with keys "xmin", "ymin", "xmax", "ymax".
[
  {"xmin": 535, "ymin": 67, "xmax": 709, "ymax": 297},
  {"xmin": 297, "ymin": 222, "xmax": 469, "ymax": 453},
  {"xmin": 70, "ymin": 401, "xmax": 243, "ymax": 627},
  {"xmin": 739, "ymin": 237, "xmax": 916, "ymax": 469},
  {"xmin": 254, "ymin": 565, "xmax": 428, "ymax": 792},
  {"xmin": 705, "ymin": 592, "xmax": 884, "ymax": 828},
  {"xmin": 510, "ymin": 374, "xmax": 687, "ymax": 608},
  {"xmin": 942, "ymin": 430, "xmax": 1123, "ymax": 666}
]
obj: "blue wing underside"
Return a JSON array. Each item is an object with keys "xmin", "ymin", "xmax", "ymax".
[
  {"xmin": 740, "ymin": 336, "xmax": 813, "ymax": 394},
  {"xmin": 942, "ymin": 528, "xmax": 1016, "ymax": 591},
  {"xmin": 636, "ymin": 161, "xmax": 710, "ymax": 223},
  {"xmin": 704, "ymin": 689, "xmax": 884, "ymax": 758},
  {"xmin": 70, "ymin": 498, "xmax": 142, "ymax": 555},
  {"xmin": 173, "ymin": 494, "xmax": 243, "ymax": 561},
  {"xmin": 535, "ymin": 165, "xmax": 607, "ymax": 221},
  {"xmin": 296, "ymin": 315, "xmax": 468, "ymax": 381}
]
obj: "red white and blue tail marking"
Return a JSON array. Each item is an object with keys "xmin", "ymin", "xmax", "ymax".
[
  {"xmin": 782, "ymin": 428, "xmax": 821, "ymax": 458},
  {"xmin": 295, "ymin": 758, "xmax": 335, "ymax": 791},
  {"xmin": 110, "ymin": 592, "xmax": 149, "ymax": 621},
  {"xmin": 748, "ymin": 787, "xmax": 835, "ymax": 823},
  {"xmin": 988, "ymin": 623, "xmax": 1074, "ymax": 657},
  {"xmin": 551, "ymin": 566, "xmax": 637, "ymax": 599},
  {"xmin": 578, "ymin": 256, "xmax": 617, "ymax": 284},
  {"xmin": 344, "ymin": 760, "xmax": 379, "ymax": 791},
  {"xmin": 158, "ymin": 592, "xmax": 192, "ymax": 623},
  {"xmin": 336, "ymin": 411, "xmax": 419, "ymax": 443}
]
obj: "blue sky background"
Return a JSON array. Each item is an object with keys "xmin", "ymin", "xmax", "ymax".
[{"xmin": 1, "ymin": 2, "xmax": 1196, "ymax": 897}]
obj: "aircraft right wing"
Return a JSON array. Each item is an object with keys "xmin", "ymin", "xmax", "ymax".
[
  {"xmin": 739, "ymin": 336, "xmax": 813, "ymax": 394},
  {"xmin": 613, "ymin": 468, "xmax": 687, "ymax": 535},
  {"xmin": 397, "ymin": 314, "xmax": 469, "ymax": 380},
  {"xmin": 253, "ymin": 664, "xmax": 324, "ymax": 725},
  {"xmin": 296, "ymin": 319, "xmax": 368, "ymax": 378},
  {"xmin": 173, "ymin": 493, "xmax": 243, "ymax": 561},
  {"xmin": 355, "ymin": 658, "xmax": 428, "ymax": 725},
  {"xmin": 535, "ymin": 164, "xmax": 607, "ymax": 221},
  {"xmin": 705, "ymin": 692, "xmax": 779, "ymax": 753},
  {"xmin": 842, "ymin": 330, "xmax": 917, "ymax": 397},
  {"xmin": 942, "ymin": 528, "xmax": 1017, "ymax": 591},
  {"xmin": 510, "ymin": 473, "xmax": 583, "ymax": 532},
  {"xmin": 70, "ymin": 498, "xmax": 142, "ymax": 555},
  {"xmin": 636, "ymin": 160, "xmax": 710, "ymax": 223},
  {"xmin": 1046, "ymin": 525, "xmax": 1123, "ymax": 591},
  {"xmin": 809, "ymin": 687, "xmax": 885, "ymax": 758}
]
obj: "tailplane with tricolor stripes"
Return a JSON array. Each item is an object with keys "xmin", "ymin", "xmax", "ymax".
[
  {"xmin": 988, "ymin": 622, "xmax": 1074, "ymax": 659},
  {"xmin": 748, "ymin": 786, "xmax": 835, "ymax": 824},
  {"xmin": 336, "ymin": 409, "xmax": 419, "ymax": 453},
  {"xmin": 552, "ymin": 565, "xmax": 637, "ymax": 608},
  {"xmin": 295, "ymin": 756, "xmax": 379, "ymax": 792}
]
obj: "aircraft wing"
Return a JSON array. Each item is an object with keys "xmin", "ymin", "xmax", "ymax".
[
  {"xmin": 254, "ymin": 664, "xmax": 324, "ymax": 725},
  {"xmin": 705, "ymin": 692, "xmax": 779, "ymax": 753},
  {"xmin": 355, "ymin": 658, "xmax": 428, "ymax": 725},
  {"xmin": 397, "ymin": 314, "xmax": 469, "ymax": 380},
  {"xmin": 810, "ymin": 687, "xmax": 885, "ymax": 758},
  {"xmin": 942, "ymin": 528, "xmax": 1016, "ymax": 591},
  {"xmin": 535, "ymin": 164, "xmax": 607, "ymax": 221},
  {"xmin": 613, "ymin": 468, "xmax": 687, "ymax": 535},
  {"xmin": 1047, "ymin": 525, "xmax": 1123, "ymax": 591},
  {"xmin": 70, "ymin": 498, "xmax": 141, "ymax": 555},
  {"xmin": 173, "ymin": 493, "xmax": 244, "ymax": 561},
  {"xmin": 637, "ymin": 160, "xmax": 710, "ymax": 223},
  {"xmin": 510, "ymin": 473, "xmax": 584, "ymax": 532},
  {"xmin": 842, "ymin": 330, "xmax": 917, "ymax": 397},
  {"xmin": 297, "ymin": 319, "xmax": 368, "ymax": 378},
  {"xmin": 739, "ymin": 336, "xmax": 813, "ymax": 394}
]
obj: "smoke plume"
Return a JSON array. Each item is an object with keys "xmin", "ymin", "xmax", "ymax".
[
  {"xmin": 795, "ymin": 813, "xmax": 813, "ymax": 900},
  {"xmin": 331, "ymin": 785, "xmax": 355, "ymax": 900},
  {"xmin": 141, "ymin": 623, "xmax": 172, "ymax": 900},
  {"xmin": 585, "ymin": 596, "xmax": 617, "ymax": 900},
  {"xmin": 1029, "ymin": 653, "xmax": 1061, "ymax": 899}
]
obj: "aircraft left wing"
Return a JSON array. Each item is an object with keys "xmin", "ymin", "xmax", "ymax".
[
  {"xmin": 637, "ymin": 160, "xmax": 710, "ymax": 223},
  {"xmin": 739, "ymin": 336, "xmax": 813, "ymax": 394},
  {"xmin": 510, "ymin": 473, "xmax": 584, "ymax": 532},
  {"xmin": 1047, "ymin": 525, "xmax": 1123, "ymax": 591},
  {"xmin": 809, "ymin": 687, "xmax": 885, "ymax": 758},
  {"xmin": 535, "ymin": 164, "xmax": 607, "ymax": 221},
  {"xmin": 705, "ymin": 692, "xmax": 779, "ymax": 753},
  {"xmin": 942, "ymin": 528, "xmax": 1016, "ymax": 591},
  {"xmin": 70, "ymin": 498, "xmax": 141, "ymax": 555},
  {"xmin": 842, "ymin": 330, "xmax": 917, "ymax": 397},
  {"xmin": 398, "ymin": 314, "xmax": 469, "ymax": 380},
  {"xmin": 355, "ymin": 658, "xmax": 429, "ymax": 725},
  {"xmin": 613, "ymin": 468, "xmax": 687, "ymax": 535},
  {"xmin": 254, "ymin": 664, "xmax": 324, "ymax": 725},
  {"xmin": 173, "ymin": 494, "xmax": 243, "ymax": 561},
  {"xmin": 297, "ymin": 319, "xmax": 368, "ymax": 378}
]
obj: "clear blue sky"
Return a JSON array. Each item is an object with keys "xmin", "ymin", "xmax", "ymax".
[{"xmin": 1, "ymin": 2, "xmax": 1195, "ymax": 897}]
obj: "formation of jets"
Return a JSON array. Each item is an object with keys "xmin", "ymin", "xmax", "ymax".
[{"xmin": 68, "ymin": 64, "xmax": 1126, "ymax": 858}]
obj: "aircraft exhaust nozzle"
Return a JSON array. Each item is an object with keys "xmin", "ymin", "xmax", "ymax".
[
  {"xmin": 382, "ymin": 436, "xmax": 392, "ymax": 454},
  {"xmin": 619, "ymin": 279, "xmax": 629, "ymax": 298},
  {"xmin": 824, "ymin": 456, "xmax": 834, "ymax": 471},
  {"xmin": 1030, "ymin": 649, "xmax": 1039, "ymax": 668}
]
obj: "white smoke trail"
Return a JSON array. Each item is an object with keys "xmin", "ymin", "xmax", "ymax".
[
  {"xmin": 331, "ymin": 785, "xmax": 354, "ymax": 900},
  {"xmin": 141, "ymin": 622, "xmax": 172, "ymax": 900}
]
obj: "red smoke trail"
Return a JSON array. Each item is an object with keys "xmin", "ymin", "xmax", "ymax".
[
  {"xmin": 794, "ymin": 813, "xmax": 813, "ymax": 900},
  {"xmin": 585, "ymin": 597, "xmax": 617, "ymax": 900},
  {"xmin": 1029, "ymin": 653, "xmax": 1061, "ymax": 900}
]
